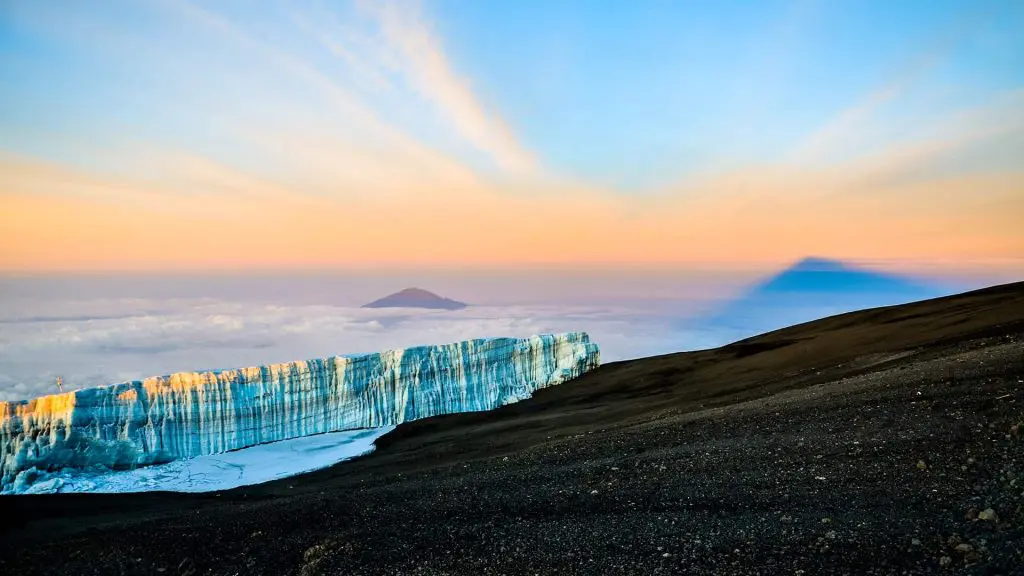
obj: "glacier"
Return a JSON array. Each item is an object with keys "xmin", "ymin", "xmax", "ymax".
[{"xmin": 1, "ymin": 332, "xmax": 599, "ymax": 493}]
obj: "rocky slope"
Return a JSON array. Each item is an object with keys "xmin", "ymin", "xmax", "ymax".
[{"xmin": 1, "ymin": 282, "xmax": 1021, "ymax": 575}]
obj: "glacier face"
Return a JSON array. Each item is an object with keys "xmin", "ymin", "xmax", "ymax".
[{"xmin": 1, "ymin": 332, "xmax": 599, "ymax": 492}]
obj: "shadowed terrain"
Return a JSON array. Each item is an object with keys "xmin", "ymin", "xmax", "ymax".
[
  {"xmin": 1, "ymin": 282, "xmax": 1022, "ymax": 575},
  {"xmin": 688, "ymin": 256, "xmax": 948, "ymax": 343}
]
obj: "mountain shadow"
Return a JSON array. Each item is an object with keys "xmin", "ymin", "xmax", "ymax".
[{"xmin": 688, "ymin": 257, "xmax": 947, "ymax": 345}]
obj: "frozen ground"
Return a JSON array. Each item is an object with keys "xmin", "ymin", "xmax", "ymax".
[{"xmin": 6, "ymin": 427, "xmax": 394, "ymax": 495}]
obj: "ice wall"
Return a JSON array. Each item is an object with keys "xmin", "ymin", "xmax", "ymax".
[{"xmin": 1, "ymin": 333, "xmax": 599, "ymax": 491}]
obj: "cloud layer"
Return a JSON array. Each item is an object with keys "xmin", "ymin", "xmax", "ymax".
[
  {"xmin": 0, "ymin": 265, "xmax": 999, "ymax": 402},
  {"xmin": 0, "ymin": 292, "xmax": 717, "ymax": 402}
]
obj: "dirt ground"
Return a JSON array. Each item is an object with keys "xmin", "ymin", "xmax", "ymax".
[{"xmin": 2, "ymin": 282, "xmax": 1022, "ymax": 575}]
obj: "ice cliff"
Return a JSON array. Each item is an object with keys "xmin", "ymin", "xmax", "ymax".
[{"xmin": 1, "ymin": 332, "xmax": 599, "ymax": 492}]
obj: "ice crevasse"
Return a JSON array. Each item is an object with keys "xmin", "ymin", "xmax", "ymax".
[{"xmin": 0, "ymin": 332, "xmax": 600, "ymax": 492}]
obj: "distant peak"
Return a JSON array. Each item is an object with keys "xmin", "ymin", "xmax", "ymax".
[
  {"xmin": 393, "ymin": 287, "xmax": 440, "ymax": 297},
  {"xmin": 362, "ymin": 287, "xmax": 468, "ymax": 310}
]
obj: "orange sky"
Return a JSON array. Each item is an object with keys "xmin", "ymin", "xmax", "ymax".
[
  {"xmin": 1, "ymin": 1, "xmax": 1022, "ymax": 276},
  {"xmin": 2, "ymin": 152, "xmax": 1021, "ymax": 273}
]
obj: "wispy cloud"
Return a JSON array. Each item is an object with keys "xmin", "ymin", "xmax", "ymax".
[
  {"xmin": 135, "ymin": 0, "xmax": 489, "ymax": 197},
  {"xmin": 286, "ymin": 7, "xmax": 398, "ymax": 96},
  {"xmin": 158, "ymin": 0, "xmax": 404, "ymax": 146},
  {"xmin": 835, "ymin": 89, "xmax": 1024, "ymax": 187},
  {"xmin": 786, "ymin": 17, "xmax": 980, "ymax": 165},
  {"xmin": 356, "ymin": 0, "xmax": 536, "ymax": 174}
]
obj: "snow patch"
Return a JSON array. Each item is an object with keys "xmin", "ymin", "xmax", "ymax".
[{"xmin": 4, "ymin": 427, "xmax": 394, "ymax": 494}]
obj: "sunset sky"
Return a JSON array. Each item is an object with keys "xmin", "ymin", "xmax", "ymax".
[{"xmin": 1, "ymin": 0, "xmax": 1022, "ymax": 275}]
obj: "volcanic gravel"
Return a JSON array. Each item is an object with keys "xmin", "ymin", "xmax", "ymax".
[{"xmin": 1, "ymin": 285, "xmax": 1023, "ymax": 575}]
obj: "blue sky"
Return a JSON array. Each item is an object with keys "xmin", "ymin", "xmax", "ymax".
[
  {"xmin": 0, "ymin": 0, "xmax": 1022, "ymax": 272},
  {"xmin": 430, "ymin": 0, "xmax": 1024, "ymax": 186},
  {"xmin": 4, "ymin": 0, "xmax": 1022, "ymax": 183}
]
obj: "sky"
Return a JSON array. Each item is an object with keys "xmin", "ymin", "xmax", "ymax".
[{"xmin": 0, "ymin": 0, "xmax": 1022, "ymax": 275}]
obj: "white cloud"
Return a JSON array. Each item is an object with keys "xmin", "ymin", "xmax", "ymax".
[
  {"xmin": 0, "ymin": 273, "xmax": 966, "ymax": 402},
  {"xmin": 355, "ymin": 0, "xmax": 536, "ymax": 173},
  {"xmin": 0, "ymin": 293, "xmax": 707, "ymax": 401},
  {"xmin": 1, "ymin": 265, "xmax": 971, "ymax": 403}
]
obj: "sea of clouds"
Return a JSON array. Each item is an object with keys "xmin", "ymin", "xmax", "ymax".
[
  {"xmin": 0, "ymin": 269, "xmax": 978, "ymax": 402},
  {"xmin": 0, "ymin": 290, "xmax": 737, "ymax": 402}
]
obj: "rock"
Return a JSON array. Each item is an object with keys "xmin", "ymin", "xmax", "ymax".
[
  {"xmin": 917, "ymin": 460, "xmax": 928, "ymax": 471},
  {"xmin": 939, "ymin": 556, "xmax": 953, "ymax": 567},
  {"xmin": 977, "ymin": 508, "xmax": 998, "ymax": 522},
  {"xmin": 955, "ymin": 543, "xmax": 974, "ymax": 554},
  {"xmin": 965, "ymin": 507, "xmax": 979, "ymax": 521},
  {"xmin": 590, "ymin": 490, "xmax": 599, "ymax": 495},
  {"xmin": 911, "ymin": 538, "xmax": 921, "ymax": 546}
]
